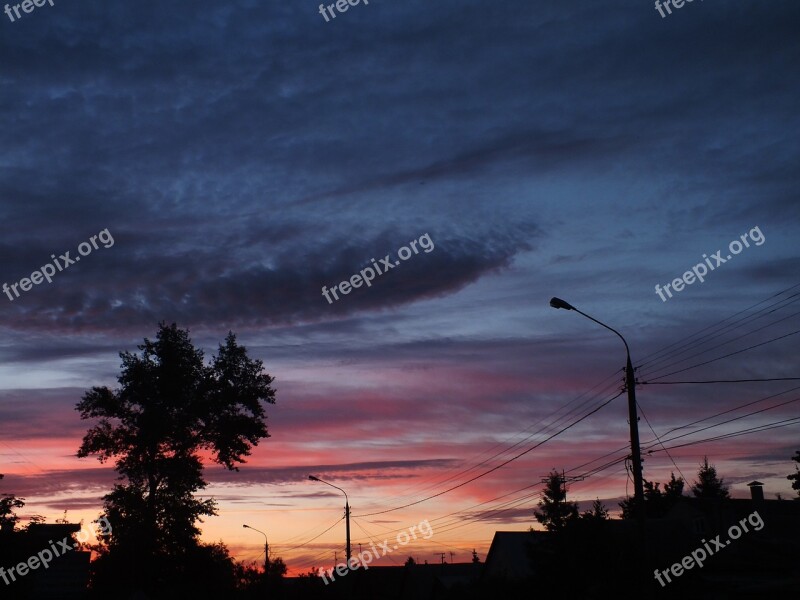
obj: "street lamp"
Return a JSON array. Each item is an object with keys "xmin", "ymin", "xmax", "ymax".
[
  {"xmin": 309, "ymin": 475, "xmax": 351, "ymax": 564},
  {"xmin": 548, "ymin": 297, "xmax": 645, "ymax": 513},
  {"xmin": 243, "ymin": 524, "xmax": 269, "ymax": 572}
]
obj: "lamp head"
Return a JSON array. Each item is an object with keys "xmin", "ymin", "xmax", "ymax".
[
  {"xmin": 243, "ymin": 524, "xmax": 249, "ymax": 529},
  {"xmin": 308, "ymin": 475, "xmax": 320, "ymax": 481},
  {"xmin": 549, "ymin": 297, "xmax": 574, "ymax": 311}
]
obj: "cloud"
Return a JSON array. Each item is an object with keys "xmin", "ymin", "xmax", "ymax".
[
  {"xmin": 0, "ymin": 225, "xmax": 538, "ymax": 333},
  {"xmin": 208, "ymin": 459, "xmax": 461, "ymax": 487}
]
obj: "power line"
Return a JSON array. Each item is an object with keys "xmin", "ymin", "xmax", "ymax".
[
  {"xmin": 645, "ymin": 328, "xmax": 800, "ymax": 382},
  {"xmin": 652, "ymin": 417, "xmax": 800, "ymax": 452},
  {"xmin": 638, "ymin": 296, "xmax": 800, "ymax": 376},
  {"xmin": 641, "ymin": 395, "xmax": 800, "ymax": 453},
  {"xmin": 641, "ymin": 377, "xmax": 800, "ymax": 385},
  {"xmin": 636, "ymin": 401, "xmax": 686, "ymax": 481},
  {"xmin": 271, "ymin": 513, "xmax": 350, "ymax": 548},
  {"xmin": 361, "ymin": 370, "xmax": 623, "ymax": 511},
  {"xmin": 353, "ymin": 396, "xmax": 797, "ymax": 548},
  {"xmin": 351, "ymin": 518, "xmax": 400, "ymax": 564},
  {"xmin": 636, "ymin": 283, "xmax": 800, "ymax": 371},
  {"xmin": 641, "ymin": 307, "xmax": 800, "ymax": 381},
  {"xmin": 345, "ymin": 393, "xmax": 791, "ymax": 550},
  {"xmin": 431, "ymin": 465, "xmax": 631, "ymax": 540},
  {"xmin": 412, "ymin": 384, "xmax": 796, "ymax": 540},
  {"xmin": 578, "ymin": 384, "xmax": 800, "ymax": 477},
  {"xmin": 353, "ymin": 390, "xmax": 625, "ymax": 518},
  {"xmin": 279, "ymin": 516, "xmax": 343, "ymax": 553},
  {"xmin": 435, "ymin": 401, "xmax": 799, "ymax": 539},
  {"xmin": 651, "ymin": 384, "xmax": 800, "ymax": 440}
]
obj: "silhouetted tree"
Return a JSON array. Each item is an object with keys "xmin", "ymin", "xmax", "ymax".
[
  {"xmin": 0, "ymin": 474, "xmax": 24, "ymax": 531},
  {"xmin": 267, "ymin": 556, "xmax": 287, "ymax": 577},
  {"xmin": 691, "ymin": 456, "xmax": 729, "ymax": 499},
  {"xmin": 77, "ymin": 323, "xmax": 276, "ymax": 597},
  {"xmin": 534, "ymin": 470, "xmax": 578, "ymax": 531},
  {"xmin": 24, "ymin": 515, "xmax": 46, "ymax": 529},
  {"xmin": 265, "ymin": 556, "xmax": 287, "ymax": 595},
  {"xmin": 664, "ymin": 471, "xmax": 685, "ymax": 499},
  {"xmin": 788, "ymin": 450, "xmax": 800, "ymax": 499},
  {"xmin": 471, "ymin": 549, "xmax": 481, "ymax": 563},
  {"xmin": 405, "ymin": 556, "xmax": 416, "ymax": 566},
  {"xmin": 292, "ymin": 568, "xmax": 327, "ymax": 599},
  {"xmin": 532, "ymin": 486, "xmax": 632, "ymax": 598},
  {"xmin": 620, "ymin": 471, "xmax": 684, "ymax": 518},
  {"xmin": 580, "ymin": 498, "xmax": 609, "ymax": 521}
]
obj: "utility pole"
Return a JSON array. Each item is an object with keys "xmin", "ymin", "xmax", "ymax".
[
  {"xmin": 625, "ymin": 353, "xmax": 645, "ymax": 514},
  {"xmin": 449, "ymin": 552, "xmax": 455, "ymax": 564},
  {"xmin": 345, "ymin": 499, "xmax": 351, "ymax": 564}
]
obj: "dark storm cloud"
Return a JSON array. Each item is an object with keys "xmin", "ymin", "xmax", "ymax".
[
  {"xmin": 0, "ymin": 224, "xmax": 536, "ymax": 331},
  {"xmin": 1, "ymin": 1, "xmax": 798, "ymax": 343}
]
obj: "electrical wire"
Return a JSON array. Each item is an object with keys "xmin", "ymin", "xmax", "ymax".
[
  {"xmin": 279, "ymin": 515, "xmax": 343, "ymax": 553},
  {"xmin": 361, "ymin": 369, "xmax": 623, "ymax": 510},
  {"xmin": 642, "ymin": 308, "xmax": 800, "ymax": 381},
  {"xmin": 652, "ymin": 417, "xmax": 800, "ymax": 452},
  {"xmin": 641, "ymin": 377, "xmax": 800, "ymax": 385},
  {"xmin": 353, "ymin": 390, "xmax": 625, "ymax": 518},
  {"xmin": 648, "ymin": 384, "xmax": 800, "ymax": 440},
  {"xmin": 636, "ymin": 283, "xmax": 800, "ymax": 372},
  {"xmin": 645, "ymin": 328, "xmax": 800, "ymax": 382},
  {"xmin": 641, "ymin": 394, "xmax": 800, "ymax": 452},
  {"xmin": 637, "ymin": 401, "xmax": 686, "ymax": 481}
]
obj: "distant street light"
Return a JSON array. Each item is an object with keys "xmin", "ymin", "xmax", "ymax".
[
  {"xmin": 243, "ymin": 524, "xmax": 269, "ymax": 572},
  {"xmin": 309, "ymin": 475, "xmax": 351, "ymax": 564}
]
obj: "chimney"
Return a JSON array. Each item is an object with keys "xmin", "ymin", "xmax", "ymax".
[{"xmin": 747, "ymin": 481, "xmax": 764, "ymax": 502}]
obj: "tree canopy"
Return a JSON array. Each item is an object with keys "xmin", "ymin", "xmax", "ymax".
[
  {"xmin": 580, "ymin": 498, "xmax": 610, "ymax": 522},
  {"xmin": 691, "ymin": 456, "xmax": 730, "ymax": 499},
  {"xmin": 0, "ymin": 474, "xmax": 25, "ymax": 532},
  {"xmin": 619, "ymin": 471, "xmax": 684, "ymax": 519},
  {"xmin": 534, "ymin": 470, "xmax": 579, "ymax": 531},
  {"xmin": 76, "ymin": 323, "xmax": 277, "ymax": 596},
  {"xmin": 788, "ymin": 450, "xmax": 800, "ymax": 499}
]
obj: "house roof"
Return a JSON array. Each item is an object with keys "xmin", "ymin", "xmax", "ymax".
[{"xmin": 482, "ymin": 530, "xmax": 546, "ymax": 580}]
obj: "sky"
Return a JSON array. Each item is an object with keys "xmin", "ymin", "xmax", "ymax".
[{"xmin": 1, "ymin": 0, "xmax": 799, "ymax": 576}]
